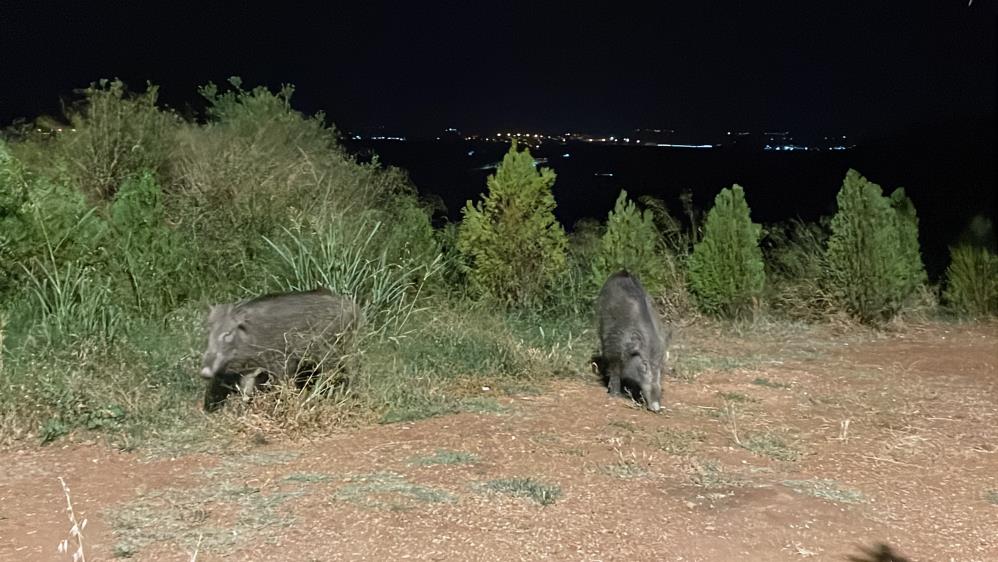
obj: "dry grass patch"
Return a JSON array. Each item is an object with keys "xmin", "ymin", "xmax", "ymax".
[
  {"xmin": 480, "ymin": 477, "xmax": 561, "ymax": 505},
  {"xmin": 333, "ymin": 472, "xmax": 456, "ymax": 510}
]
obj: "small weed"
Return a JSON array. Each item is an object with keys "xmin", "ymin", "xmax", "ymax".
[
  {"xmin": 408, "ymin": 449, "xmax": 479, "ymax": 466},
  {"xmin": 282, "ymin": 472, "xmax": 332, "ymax": 484},
  {"xmin": 598, "ymin": 460, "xmax": 647, "ymax": 479},
  {"xmin": 333, "ymin": 472, "xmax": 455, "ymax": 510},
  {"xmin": 481, "ymin": 477, "xmax": 561, "ymax": 505},
  {"xmin": 782, "ymin": 479, "xmax": 864, "ymax": 504},
  {"xmin": 752, "ymin": 377, "xmax": 790, "ymax": 389},
  {"xmin": 984, "ymin": 490, "xmax": 998, "ymax": 505},
  {"xmin": 717, "ymin": 391, "xmax": 758, "ymax": 403},
  {"xmin": 607, "ymin": 420, "xmax": 638, "ymax": 433},
  {"xmin": 650, "ymin": 428, "xmax": 707, "ymax": 455},
  {"xmin": 530, "ymin": 432, "xmax": 561, "ymax": 445},
  {"xmin": 40, "ymin": 418, "xmax": 70, "ymax": 444},
  {"xmin": 696, "ymin": 406, "xmax": 723, "ymax": 419},
  {"xmin": 807, "ymin": 395, "xmax": 841, "ymax": 407},
  {"xmin": 686, "ymin": 459, "xmax": 742, "ymax": 489},
  {"xmin": 741, "ymin": 432, "xmax": 802, "ymax": 462}
]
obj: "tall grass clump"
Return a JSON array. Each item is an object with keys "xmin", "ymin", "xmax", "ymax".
[
  {"xmin": 825, "ymin": 169, "xmax": 927, "ymax": 323},
  {"xmin": 639, "ymin": 193, "xmax": 698, "ymax": 257},
  {"xmin": 763, "ymin": 219, "xmax": 836, "ymax": 321},
  {"xmin": 457, "ymin": 141, "xmax": 568, "ymax": 307},
  {"xmin": 687, "ymin": 185, "xmax": 765, "ymax": 317},
  {"xmin": 264, "ymin": 219, "xmax": 443, "ymax": 341},
  {"xmin": 943, "ymin": 245, "xmax": 998, "ymax": 317}
]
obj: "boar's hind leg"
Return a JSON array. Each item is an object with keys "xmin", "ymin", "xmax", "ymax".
[{"xmin": 607, "ymin": 362, "xmax": 623, "ymax": 396}]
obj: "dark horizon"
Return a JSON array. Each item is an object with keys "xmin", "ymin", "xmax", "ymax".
[{"xmin": 2, "ymin": 2, "xmax": 995, "ymax": 142}]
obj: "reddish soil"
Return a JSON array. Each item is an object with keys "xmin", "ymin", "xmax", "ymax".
[{"xmin": 2, "ymin": 321, "xmax": 996, "ymax": 561}]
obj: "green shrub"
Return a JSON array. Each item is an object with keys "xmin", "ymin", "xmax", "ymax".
[
  {"xmin": 687, "ymin": 185, "xmax": 765, "ymax": 317},
  {"xmin": 825, "ymin": 169, "xmax": 927, "ymax": 323},
  {"xmin": 3, "ymin": 175, "xmax": 108, "ymax": 305},
  {"xmin": 169, "ymin": 79, "xmax": 428, "ymax": 297},
  {"xmin": 943, "ymin": 245, "xmax": 998, "ymax": 317},
  {"xmin": 592, "ymin": 190, "xmax": 673, "ymax": 296},
  {"xmin": 889, "ymin": 188, "xmax": 928, "ymax": 299},
  {"xmin": 107, "ymin": 171, "xmax": 193, "ymax": 316},
  {"xmin": 0, "ymin": 141, "xmax": 31, "ymax": 295},
  {"xmin": 457, "ymin": 142, "xmax": 568, "ymax": 307},
  {"xmin": 22, "ymin": 79, "xmax": 180, "ymax": 201}
]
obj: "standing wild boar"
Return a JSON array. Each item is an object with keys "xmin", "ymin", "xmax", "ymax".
[
  {"xmin": 200, "ymin": 288, "xmax": 361, "ymax": 411},
  {"xmin": 595, "ymin": 271, "xmax": 670, "ymax": 412}
]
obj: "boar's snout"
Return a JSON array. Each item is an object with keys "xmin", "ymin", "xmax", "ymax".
[{"xmin": 200, "ymin": 366, "xmax": 214, "ymax": 379}]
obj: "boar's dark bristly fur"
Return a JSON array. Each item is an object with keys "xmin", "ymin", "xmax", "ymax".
[
  {"xmin": 200, "ymin": 288, "xmax": 362, "ymax": 411},
  {"xmin": 596, "ymin": 271, "xmax": 670, "ymax": 412}
]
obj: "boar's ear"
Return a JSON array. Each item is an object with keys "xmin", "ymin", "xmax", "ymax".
[
  {"xmin": 206, "ymin": 303, "xmax": 229, "ymax": 319},
  {"xmin": 205, "ymin": 304, "xmax": 221, "ymax": 323}
]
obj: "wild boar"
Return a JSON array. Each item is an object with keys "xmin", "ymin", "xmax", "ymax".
[
  {"xmin": 200, "ymin": 288, "xmax": 361, "ymax": 411},
  {"xmin": 595, "ymin": 271, "xmax": 670, "ymax": 412}
]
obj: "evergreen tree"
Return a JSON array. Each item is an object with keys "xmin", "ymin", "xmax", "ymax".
[
  {"xmin": 687, "ymin": 185, "xmax": 765, "ymax": 316},
  {"xmin": 457, "ymin": 142, "xmax": 568, "ymax": 306},
  {"xmin": 592, "ymin": 190, "xmax": 671, "ymax": 296},
  {"xmin": 825, "ymin": 169, "xmax": 926, "ymax": 323}
]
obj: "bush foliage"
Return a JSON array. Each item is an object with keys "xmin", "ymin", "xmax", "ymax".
[
  {"xmin": 943, "ymin": 245, "xmax": 998, "ymax": 317},
  {"xmin": 457, "ymin": 142, "xmax": 567, "ymax": 307},
  {"xmin": 825, "ymin": 169, "xmax": 926, "ymax": 323},
  {"xmin": 687, "ymin": 185, "xmax": 765, "ymax": 317},
  {"xmin": 1, "ymin": 77, "xmax": 993, "ymax": 448},
  {"xmin": 591, "ymin": 190, "xmax": 674, "ymax": 297}
]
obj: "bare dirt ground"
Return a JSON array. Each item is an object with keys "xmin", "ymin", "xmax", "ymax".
[{"xmin": 2, "ymin": 321, "xmax": 996, "ymax": 561}]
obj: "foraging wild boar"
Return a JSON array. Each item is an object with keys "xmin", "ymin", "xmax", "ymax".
[
  {"xmin": 595, "ymin": 271, "xmax": 670, "ymax": 412},
  {"xmin": 200, "ymin": 288, "xmax": 361, "ymax": 411}
]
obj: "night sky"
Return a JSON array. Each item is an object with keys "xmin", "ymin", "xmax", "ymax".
[{"xmin": 1, "ymin": 2, "xmax": 995, "ymax": 140}]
